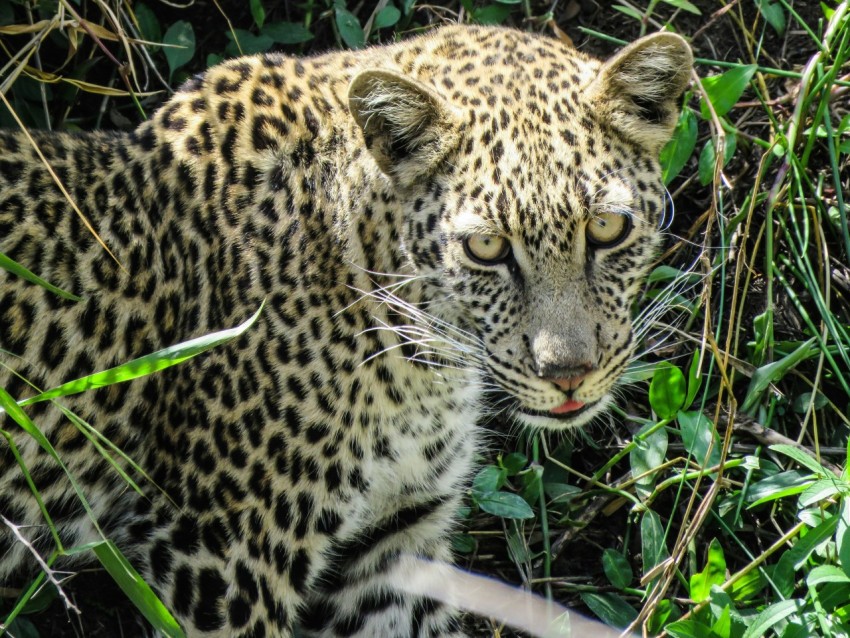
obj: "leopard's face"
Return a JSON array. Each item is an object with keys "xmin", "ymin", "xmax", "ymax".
[
  {"xmin": 402, "ymin": 124, "xmax": 664, "ymax": 430},
  {"xmin": 348, "ymin": 28, "xmax": 692, "ymax": 430}
]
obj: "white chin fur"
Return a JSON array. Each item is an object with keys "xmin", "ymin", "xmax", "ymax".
[{"xmin": 511, "ymin": 396, "xmax": 610, "ymax": 431}]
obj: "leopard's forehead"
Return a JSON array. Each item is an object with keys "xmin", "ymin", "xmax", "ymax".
[{"xmin": 385, "ymin": 27, "xmax": 664, "ymax": 239}]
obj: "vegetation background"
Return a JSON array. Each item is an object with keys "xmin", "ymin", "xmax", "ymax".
[{"xmin": 1, "ymin": 0, "xmax": 849, "ymax": 637}]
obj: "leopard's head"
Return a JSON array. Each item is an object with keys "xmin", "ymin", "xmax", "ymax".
[{"xmin": 349, "ymin": 28, "xmax": 693, "ymax": 429}]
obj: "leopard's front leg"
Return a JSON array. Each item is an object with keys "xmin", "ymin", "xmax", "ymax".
[{"xmin": 297, "ymin": 495, "xmax": 470, "ymax": 638}]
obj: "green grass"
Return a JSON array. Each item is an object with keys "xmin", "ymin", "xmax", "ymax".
[{"xmin": 1, "ymin": 1, "xmax": 849, "ymax": 637}]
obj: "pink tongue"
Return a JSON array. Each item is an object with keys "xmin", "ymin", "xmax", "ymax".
[{"xmin": 551, "ymin": 399, "xmax": 586, "ymax": 415}]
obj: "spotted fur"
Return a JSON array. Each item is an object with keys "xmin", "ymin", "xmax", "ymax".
[{"xmin": 0, "ymin": 26, "xmax": 691, "ymax": 637}]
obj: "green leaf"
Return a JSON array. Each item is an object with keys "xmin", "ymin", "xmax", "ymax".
[
  {"xmin": 838, "ymin": 498, "xmax": 850, "ymax": 578},
  {"xmin": 543, "ymin": 482, "xmax": 581, "ymax": 504},
  {"xmin": 134, "ymin": 3, "xmax": 161, "ymax": 43},
  {"xmin": 602, "ymin": 549, "xmax": 633, "ymax": 589},
  {"xmin": 769, "ymin": 444, "xmax": 833, "ymax": 477},
  {"xmin": 690, "ymin": 538, "xmax": 727, "ymax": 602},
  {"xmin": 250, "ymin": 0, "xmax": 266, "ymax": 28},
  {"xmin": 647, "ymin": 599, "xmax": 679, "ymax": 635},
  {"xmin": 678, "ymin": 410, "xmax": 721, "ymax": 467},
  {"xmin": 748, "ymin": 470, "xmax": 814, "ymax": 507},
  {"xmin": 665, "ymin": 619, "xmax": 717, "ymax": 638},
  {"xmin": 642, "ymin": 509, "xmax": 669, "ymax": 577},
  {"xmin": 580, "ymin": 592, "xmax": 638, "ymax": 629},
  {"xmin": 373, "ymin": 6, "xmax": 402, "ymax": 29},
  {"xmin": 335, "ymin": 8, "xmax": 365, "ymax": 49},
  {"xmin": 649, "ymin": 362, "xmax": 687, "ymax": 419},
  {"xmin": 16, "ymin": 304, "xmax": 264, "ymax": 407},
  {"xmin": 700, "ymin": 65, "xmax": 757, "ymax": 118},
  {"xmin": 697, "ymin": 134, "xmax": 737, "ymax": 185},
  {"xmin": 612, "ymin": 5, "xmax": 645, "ymax": 20},
  {"xmin": 477, "ymin": 491, "xmax": 534, "ymax": 519},
  {"xmin": 741, "ymin": 338, "xmax": 816, "ymax": 413},
  {"xmin": 262, "ymin": 22, "xmax": 314, "ymax": 45},
  {"xmin": 0, "ymin": 251, "xmax": 81, "ymax": 301},
  {"xmin": 685, "ymin": 350, "xmax": 703, "ymax": 407},
  {"xmin": 472, "ymin": 4, "xmax": 512, "ymax": 24},
  {"xmin": 500, "ymin": 452, "xmax": 527, "ymax": 476},
  {"xmin": 451, "ymin": 532, "xmax": 476, "ymax": 554},
  {"xmin": 661, "ymin": 107, "xmax": 697, "ymax": 184},
  {"xmin": 786, "ymin": 515, "xmax": 839, "ymax": 571},
  {"xmin": 756, "ymin": 0, "xmax": 786, "ymax": 34},
  {"xmin": 741, "ymin": 599, "xmax": 806, "ymax": 638},
  {"xmin": 798, "ymin": 479, "xmax": 846, "ymax": 508},
  {"xmin": 225, "ymin": 29, "xmax": 274, "ymax": 56},
  {"xmin": 472, "ymin": 465, "xmax": 507, "ymax": 494},
  {"xmin": 162, "ymin": 21, "xmax": 195, "ymax": 77},
  {"xmin": 630, "ymin": 420, "xmax": 668, "ymax": 499},
  {"xmin": 92, "ymin": 540, "xmax": 185, "ymax": 637},
  {"xmin": 662, "ymin": 0, "xmax": 701, "ymax": 14},
  {"xmin": 808, "ymin": 565, "xmax": 850, "ymax": 587},
  {"xmin": 729, "ymin": 568, "xmax": 767, "ymax": 602}
]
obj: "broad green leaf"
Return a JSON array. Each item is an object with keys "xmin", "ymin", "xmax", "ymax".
[
  {"xmin": 678, "ymin": 410, "xmax": 721, "ymax": 467},
  {"xmin": 649, "ymin": 362, "xmax": 686, "ymax": 419},
  {"xmin": 0, "ymin": 251, "xmax": 81, "ymax": 301},
  {"xmin": 697, "ymin": 134, "xmax": 737, "ymax": 185},
  {"xmin": 92, "ymin": 540, "xmax": 185, "ymax": 637},
  {"xmin": 373, "ymin": 6, "xmax": 402, "ymax": 29},
  {"xmin": 710, "ymin": 605, "xmax": 731, "ymax": 638},
  {"xmin": 661, "ymin": 107, "xmax": 697, "ymax": 184},
  {"xmin": 630, "ymin": 420, "xmax": 668, "ymax": 499},
  {"xmin": 580, "ymin": 592, "xmax": 637, "ymax": 629},
  {"xmin": 741, "ymin": 338, "xmax": 816, "ymax": 414},
  {"xmin": 472, "ymin": 465, "xmax": 507, "ymax": 494},
  {"xmin": 602, "ymin": 549, "xmax": 633, "ymax": 590},
  {"xmin": 792, "ymin": 391, "xmax": 828, "ymax": 413},
  {"xmin": 500, "ymin": 452, "xmax": 527, "ymax": 476},
  {"xmin": 729, "ymin": 568, "xmax": 767, "ymax": 602},
  {"xmin": 662, "ymin": 0, "xmax": 701, "ymax": 14},
  {"xmin": 16, "ymin": 304, "xmax": 264, "ymax": 407},
  {"xmin": 250, "ymin": 0, "xmax": 266, "ymax": 28},
  {"xmin": 808, "ymin": 565, "xmax": 850, "ymax": 587},
  {"xmin": 770, "ymin": 444, "xmax": 833, "ymax": 477},
  {"xmin": 543, "ymin": 482, "xmax": 581, "ymax": 504},
  {"xmin": 472, "ymin": 4, "xmax": 512, "ymax": 24},
  {"xmin": 748, "ymin": 470, "xmax": 813, "ymax": 507},
  {"xmin": 162, "ymin": 21, "xmax": 195, "ymax": 77},
  {"xmin": 646, "ymin": 599, "xmax": 679, "ymax": 635},
  {"xmin": 134, "ymin": 3, "xmax": 161, "ymax": 43},
  {"xmin": 477, "ymin": 491, "xmax": 534, "ymax": 519},
  {"xmin": 741, "ymin": 599, "xmax": 806, "ymax": 638},
  {"xmin": 642, "ymin": 509, "xmax": 668, "ymax": 577},
  {"xmin": 700, "ymin": 65, "xmax": 757, "ymax": 118},
  {"xmin": 225, "ymin": 29, "xmax": 274, "ymax": 56},
  {"xmin": 798, "ymin": 478, "xmax": 846, "ymax": 507},
  {"xmin": 664, "ymin": 619, "xmax": 716, "ymax": 638},
  {"xmin": 838, "ymin": 498, "xmax": 850, "ymax": 578},
  {"xmin": 690, "ymin": 538, "xmax": 727, "ymax": 602},
  {"xmin": 451, "ymin": 533, "xmax": 476, "ymax": 554},
  {"xmin": 686, "ymin": 349, "xmax": 703, "ymax": 408},
  {"xmin": 262, "ymin": 21, "xmax": 314, "ymax": 45},
  {"xmin": 786, "ymin": 515, "xmax": 839, "ymax": 571},
  {"xmin": 335, "ymin": 8, "xmax": 365, "ymax": 49},
  {"xmin": 757, "ymin": 0, "xmax": 786, "ymax": 34}
]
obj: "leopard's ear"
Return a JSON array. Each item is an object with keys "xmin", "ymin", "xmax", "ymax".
[
  {"xmin": 349, "ymin": 70, "xmax": 460, "ymax": 183},
  {"xmin": 588, "ymin": 33, "xmax": 693, "ymax": 152}
]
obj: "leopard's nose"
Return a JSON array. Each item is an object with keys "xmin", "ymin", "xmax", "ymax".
[{"xmin": 538, "ymin": 363, "xmax": 594, "ymax": 391}]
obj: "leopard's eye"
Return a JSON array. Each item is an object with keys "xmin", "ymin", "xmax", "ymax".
[
  {"xmin": 586, "ymin": 212, "xmax": 632, "ymax": 248},
  {"xmin": 463, "ymin": 234, "xmax": 511, "ymax": 265}
]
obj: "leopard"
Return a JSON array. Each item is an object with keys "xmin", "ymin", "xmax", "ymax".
[{"xmin": 0, "ymin": 24, "xmax": 692, "ymax": 637}]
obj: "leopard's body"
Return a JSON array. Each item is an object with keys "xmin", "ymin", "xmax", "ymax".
[{"xmin": 0, "ymin": 25, "xmax": 691, "ymax": 637}]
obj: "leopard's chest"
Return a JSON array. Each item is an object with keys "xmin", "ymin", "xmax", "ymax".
[{"xmin": 354, "ymin": 360, "xmax": 483, "ymax": 515}]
